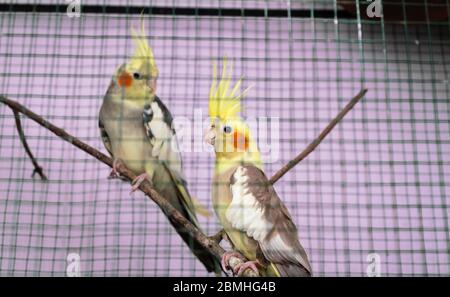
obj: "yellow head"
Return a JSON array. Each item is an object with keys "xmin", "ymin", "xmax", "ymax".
[
  {"xmin": 205, "ymin": 58, "xmax": 262, "ymax": 171},
  {"xmin": 113, "ymin": 17, "xmax": 158, "ymax": 102}
]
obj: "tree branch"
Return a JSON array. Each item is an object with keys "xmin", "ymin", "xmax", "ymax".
[
  {"xmin": 0, "ymin": 95, "xmax": 256, "ymax": 277},
  {"xmin": 12, "ymin": 110, "xmax": 47, "ymax": 180},
  {"xmin": 270, "ymin": 89, "xmax": 368, "ymax": 184},
  {"xmin": 0, "ymin": 88, "xmax": 366, "ymax": 277}
]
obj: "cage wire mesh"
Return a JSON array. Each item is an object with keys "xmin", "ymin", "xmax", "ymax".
[{"xmin": 0, "ymin": 0, "xmax": 449, "ymax": 276}]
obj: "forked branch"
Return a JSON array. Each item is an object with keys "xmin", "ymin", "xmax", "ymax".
[
  {"xmin": 0, "ymin": 95, "xmax": 255, "ymax": 277},
  {"xmin": 0, "ymin": 89, "xmax": 367, "ymax": 277},
  {"xmin": 12, "ymin": 110, "xmax": 48, "ymax": 180}
]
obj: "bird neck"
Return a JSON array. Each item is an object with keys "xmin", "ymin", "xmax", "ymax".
[{"xmin": 214, "ymin": 144, "xmax": 263, "ymax": 174}]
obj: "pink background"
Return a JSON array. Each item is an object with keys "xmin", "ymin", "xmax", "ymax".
[{"xmin": 0, "ymin": 7, "xmax": 449, "ymax": 276}]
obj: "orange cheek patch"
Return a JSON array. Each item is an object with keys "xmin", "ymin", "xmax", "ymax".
[
  {"xmin": 117, "ymin": 72, "xmax": 133, "ymax": 88},
  {"xmin": 233, "ymin": 131, "xmax": 249, "ymax": 151}
]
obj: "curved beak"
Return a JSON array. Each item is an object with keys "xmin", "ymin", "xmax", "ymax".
[{"xmin": 204, "ymin": 126, "xmax": 216, "ymax": 146}]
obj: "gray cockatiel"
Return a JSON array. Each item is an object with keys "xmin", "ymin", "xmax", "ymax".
[
  {"xmin": 204, "ymin": 59, "xmax": 312, "ymax": 277},
  {"xmin": 98, "ymin": 21, "xmax": 220, "ymax": 274}
]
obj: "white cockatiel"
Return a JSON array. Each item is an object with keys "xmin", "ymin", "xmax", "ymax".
[
  {"xmin": 204, "ymin": 59, "xmax": 312, "ymax": 277},
  {"xmin": 98, "ymin": 19, "xmax": 220, "ymax": 274}
]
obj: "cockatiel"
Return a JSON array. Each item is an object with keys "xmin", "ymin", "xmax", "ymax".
[
  {"xmin": 98, "ymin": 19, "xmax": 220, "ymax": 274},
  {"xmin": 204, "ymin": 59, "xmax": 312, "ymax": 277}
]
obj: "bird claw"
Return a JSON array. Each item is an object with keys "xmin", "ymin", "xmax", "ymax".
[
  {"xmin": 221, "ymin": 251, "xmax": 246, "ymax": 273},
  {"xmin": 108, "ymin": 158, "xmax": 123, "ymax": 179},
  {"xmin": 130, "ymin": 173, "xmax": 152, "ymax": 193},
  {"xmin": 233, "ymin": 260, "xmax": 261, "ymax": 277},
  {"xmin": 107, "ymin": 170, "xmax": 118, "ymax": 179}
]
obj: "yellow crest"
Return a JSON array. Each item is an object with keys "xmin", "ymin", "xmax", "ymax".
[
  {"xmin": 128, "ymin": 16, "xmax": 158, "ymax": 78},
  {"xmin": 209, "ymin": 58, "xmax": 251, "ymax": 121}
]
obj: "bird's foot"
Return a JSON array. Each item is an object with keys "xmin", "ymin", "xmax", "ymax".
[
  {"xmin": 108, "ymin": 158, "xmax": 123, "ymax": 179},
  {"xmin": 130, "ymin": 173, "xmax": 152, "ymax": 193},
  {"xmin": 221, "ymin": 251, "xmax": 246, "ymax": 273},
  {"xmin": 107, "ymin": 170, "xmax": 118, "ymax": 179},
  {"xmin": 233, "ymin": 260, "xmax": 261, "ymax": 277}
]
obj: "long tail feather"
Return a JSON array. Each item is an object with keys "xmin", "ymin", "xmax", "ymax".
[
  {"xmin": 275, "ymin": 263, "xmax": 311, "ymax": 277},
  {"xmin": 160, "ymin": 162, "xmax": 221, "ymax": 273}
]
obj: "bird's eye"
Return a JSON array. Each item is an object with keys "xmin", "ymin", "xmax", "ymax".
[
  {"xmin": 133, "ymin": 72, "xmax": 141, "ymax": 80},
  {"xmin": 223, "ymin": 125, "xmax": 233, "ymax": 134}
]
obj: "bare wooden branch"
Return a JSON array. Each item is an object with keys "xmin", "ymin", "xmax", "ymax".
[
  {"xmin": 0, "ymin": 88, "xmax": 366, "ymax": 277},
  {"xmin": 0, "ymin": 95, "xmax": 256, "ymax": 277},
  {"xmin": 270, "ymin": 89, "xmax": 368, "ymax": 184},
  {"xmin": 12, "ymin": 110, "xmax": 47, "ymax": 180}
]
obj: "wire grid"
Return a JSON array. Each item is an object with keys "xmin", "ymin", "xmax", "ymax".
[{"xmin": 0, "ymin": 0, "xmax": 449, "ymax": 276}]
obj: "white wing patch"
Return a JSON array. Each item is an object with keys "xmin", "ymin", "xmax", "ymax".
[
  {"xmin": 147, "ymin": 101, "xmax": 173, "ymax": 157},
  {"xmin": 226, "ymin": 166, "xmax": 273, "ymax": 242},
  {"xmin": 143, "ymin": 101, "xmax": 183, "ymax": 174}
]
